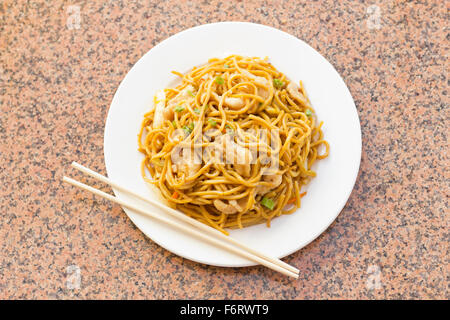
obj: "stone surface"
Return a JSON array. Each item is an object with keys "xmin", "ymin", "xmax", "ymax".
[{"xmin": 0, "ymin": 0, "xmax": 448, "ymax": 299}]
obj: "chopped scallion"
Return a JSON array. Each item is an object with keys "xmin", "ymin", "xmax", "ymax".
[
  {"xmin": 261, "ymin": 197, "xmax": 275, "ymax": 210},
  {"xmin": 182, "ymin": 126, "xmax": 192, "ymax": 135},
  {"xmin": 174, "ymin": 105, "xmax": 184, "ymax": 113},
  {"xmin": 215, "ymin": 76, "xmax": 224, "ymax": 85},
  {"xmin": 273, "ymin": 79, "xmax": 284, "ymax": 88}
]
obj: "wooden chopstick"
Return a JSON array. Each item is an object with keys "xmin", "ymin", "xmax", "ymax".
[
  {"xmin": 63, "ymin": 176, "xmax": 298, "ymax": 278},
  {"xmin": 71, "ymin": 161, "xmax": 299, "ymax": 276}
]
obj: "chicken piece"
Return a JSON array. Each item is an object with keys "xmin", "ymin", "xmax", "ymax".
[
  {"xmin": 253, "ymin": 76, "xmax": 270, "ymax": 99},
  {"xmin": 158, "ymin": 85, "xmax": 195, "ymax": 124},
  {"xmin": 229, "ymin": 197, "xmax": 249, "ymax": 213},
  {"xmin": 224, "ymin": 97, "xmax": 245, "ymax": 110},
  {"xmin": 171, "ymin": 144, "xmax": 202, "ymax": 178},
  {"xmin": 234, "ymin": 144, "xmax": 253, "ymax": 177},
  {"xmin": 213, "ymin": 199, "xmax": 238, "ymax": 215},
  {"xmin": 153, "ymin": 90, "xmax": 166, "ymax": 128},
  {"xmin": 264, "ymin": 174, "xmax": 282, "ymax": 186},
  {"xmin": 163, "ymin": 106, "xmax": 174, "ymax": 121},
  {"xmin": 240, "ymin": 70, "xmax": 270, "ymax": 99},
  {"xmin": 214, "ymin": 196, "xmax": 250, "ymax": 214},
  {"xmin": 154, "ymin": 85, "xmax": 195, "ymax": 128},
  {"xmin": 167, "ymin": 85, "xmax": 195, "ymax": 108},
  {"xmin": 178, "ymin": 149, "xmax": 202, "ymax": 178},
  {"xmin": 216, "ymin": 135, "xmax": 253, "ymax": 177},
  {"xmin": 256, "ymin": 174, "xmax": 282, "ymax": 195},
  {"xmin": 209, "ymin": 93, "xmax": 245, "ymax": 110},
  {"xmin": 178, "ymin": 162, "xmax": 201, "ymax": 178},
  {"xmin": 235, "ymin": 165, "xmax": 250, "ymax": 177},
  {"xmin": 287, "ymin": 82, "xmax": 307, "ymax": 104}
]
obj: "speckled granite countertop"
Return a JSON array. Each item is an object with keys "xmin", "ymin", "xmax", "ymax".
[{"xmin": 0, "ymin": 0, "xmax": 448, "ymax": 299}]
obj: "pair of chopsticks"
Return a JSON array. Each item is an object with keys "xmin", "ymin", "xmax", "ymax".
[{"xmin": 63, "ymin": 162, "xmax": 299, "ymax": 278}]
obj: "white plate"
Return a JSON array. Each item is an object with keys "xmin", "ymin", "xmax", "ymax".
[{"xmin": 104, "ymin": 22, "xmax": 361, "ymax": 267}]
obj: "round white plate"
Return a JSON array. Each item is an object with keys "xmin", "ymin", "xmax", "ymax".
[{"xmin": 104, "ymin": 22, "xmax": 361, "ymax": 267}]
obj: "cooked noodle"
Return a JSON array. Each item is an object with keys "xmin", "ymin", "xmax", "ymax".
[{"xmin": 138, "ymin": 55, "xmax": 329, "ymax": 235}]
